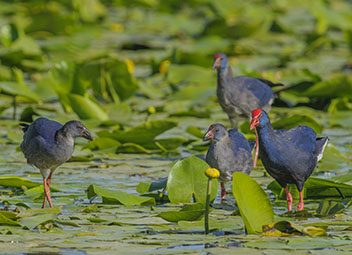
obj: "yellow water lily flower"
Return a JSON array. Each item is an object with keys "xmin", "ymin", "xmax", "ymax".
[
  {"xmin": 125, "ymin": 59, "xmax": 135, "ymax": 74},
  {"xmin": 147, "ymin": 106, "xmax": 156, "ymax": 114},
  {"xmin": 205, "ymin": 168, "xmax": 220, "ymax": 179},
  {"xmin": 159, "ymin": 60, "xmax": 171, "ymax": 74}
]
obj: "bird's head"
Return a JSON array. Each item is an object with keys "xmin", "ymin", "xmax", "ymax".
[
  {"xmin": 203, "ymin": 123, "xmax": 228, "ymax": 142},
  {"xmin": 213, "ymin": 53, "xmax": 228, "ymax": 71},
  {"xmin": 250, "ymin": 108, "xmax": 269, "ymax": 130},
  {"xmin": 62, "ymin": 120, "xmax": 93, "ymax": 141}
]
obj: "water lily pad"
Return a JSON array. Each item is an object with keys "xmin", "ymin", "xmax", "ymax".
[
  {"xmin": 67, "ymin": 94, "xmax": 109, "ymax": 120},
  {"xmin": 111, "ymin": 120, "xmax": 177, "ymax": 149},
  {"xmin": 136, "ymin": 178, "xmax": 167, "ymax": 194},
  {"xmin": 232, "ymin": 172, "xmax": 274, "ymax": 234},
  {"xmin": 263, "ymin": 221, "xmax": 326, "ymax": 237},
  {"xmin": 157, "ymin": 203, "xmax": 205, "ymax": 222},
  {"xmin": 0, "ymin": 211, "xmax": 20, "ymax": 226},
  {"xmin": 0, "ymin": 176, "xmax": 40, "ymax": 189},
  {"xmin": 166, "ymin": 156, "xmax": 218, "ymax": 204},
  {"xmin": 87, "ymin": 184, "xmax": 155, "ymax": 206}
]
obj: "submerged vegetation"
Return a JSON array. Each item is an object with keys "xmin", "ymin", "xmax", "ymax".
[{"xmin": 0, "ymin": 0, "xmax": 351, "ymax": 254}]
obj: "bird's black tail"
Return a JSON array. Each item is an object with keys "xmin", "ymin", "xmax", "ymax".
[{"xmin": 20, "ymin": 123, "xmax": 29, "ymax": 132}]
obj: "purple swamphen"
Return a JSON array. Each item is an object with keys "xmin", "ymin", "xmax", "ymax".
[
  {"xmin": 20, "ymin": 117, "xmax": 93, "ymax": 208},
  {"xmin": 203, "ymin": 123, "xmax": 253, "ymax": 202},
  {"xmin": 213, "ymin": 53, "xmax": 281, "ymax": 127},
  {"xmin": 249, "ymin": 109, "xmax": 328, "ymax": 211}
]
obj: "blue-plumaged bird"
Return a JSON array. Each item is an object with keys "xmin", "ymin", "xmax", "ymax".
[
  {"xmin": 203, "ymin": 123, "xmax": 253, "ymax": 202},
  {"xmin": 213, "ymin": 53, "xmax": 281, "ymax": 127},
  {"xmin": 250, "ymin": 109, "xmax": 328, "ymax": 211},
  {"xmin": 20, "ymin": 117, "xmax": 93, "ymax": 208}
]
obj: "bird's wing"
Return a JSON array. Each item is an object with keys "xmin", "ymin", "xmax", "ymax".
[
  {"xmin": 275, "ymin": 126, "xmax": 316, "ymax": 154},
  {"xmin": 228, "ymin": 128, "xmax": 252, "ymax": 153},
  {"xmin": 234, "ymin": 76, "xmax": 275, "ymax": 107},
  {"xmin": 29, "ymin": 118, "xmax": 63, "ymax": 141},
  {"xmin": 256, "ymin": 78, "xmax": 284, "ymax": 87}
]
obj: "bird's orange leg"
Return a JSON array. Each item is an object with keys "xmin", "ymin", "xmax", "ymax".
[
  {"xmin": 47, "ymin": 172, "xmax": 52, "ymax": 187},
  {"xmin": 42, "ymin": 177, "xmax": 47, "ymax": 208},
  {"xmin": 220, "ymin": 182, "xmax": 226, "ymax": 202},
  {"xmin": 297, "ymin": 191, "xmax": 304, "ymax": 211},
  {"xmin": 284, "ymin": 186, "xmax": 293, "ymax": 212},
  {"xmin": 43, "ymin": 177, "xmax": 53, "ymax": 208}
]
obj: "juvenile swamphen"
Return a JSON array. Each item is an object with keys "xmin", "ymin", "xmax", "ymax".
[
  {"xmin": 250, "ymin": 109, "xmax": 328, "ymax": 211},
  {"xmin": 20, "ymin": 117, "xmax": 93, "ymax": 208},
  {"xmin": 203, "ymin": 123, "xmax": 253, "ymax": 202},
  {"xmin": 213, "ymin": 53, "xmax": 281, "ymax": 127}
]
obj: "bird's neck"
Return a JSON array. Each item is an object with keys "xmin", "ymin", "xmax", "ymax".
[
  {"xmin": 55, "ymin": 129, "xmax": 75, "ymax": 147},
  {"xmin": 256, "ymin": 123, "xmax": 274, "ymax": 149},
  {"xmin": 217, "ymin": 66, "xmax": 233, "ymax": 85}
]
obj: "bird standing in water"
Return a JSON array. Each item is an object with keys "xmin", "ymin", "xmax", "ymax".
[
  {"xmin": 21, "ymin": 117, "xmax": 93, "ymax": 208},
  {"xmin": 213, "ymin": 53, "xmax": 281, "ymax": 128},
  {"xmin": 250, "ymin": 109, "xmax": 328, "ymax": 211},
  {"xmin": 203, "ymin": 123, "xmax": 253, "ymax": 202}
]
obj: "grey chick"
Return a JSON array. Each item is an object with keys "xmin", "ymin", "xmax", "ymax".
[
  {"xmin": 203, "ymin": 123, "xmax": 253, "ymax": 202},
  {"xmin": 20, "ymin": 117, "xmax": 92, "ymax": 208}
]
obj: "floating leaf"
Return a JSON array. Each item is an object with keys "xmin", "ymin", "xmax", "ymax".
[
  {"xmin": 111, "ymin": 120, "xmax": 177, "ymax": 149},
  {"xmin": 157, "ymin": 203, "xmax": 205, "ymax": 222},
  {"xmin": 232, "ymin": 172, "xmax": 274, "ymax": 234},
  {"xmin": 85, "ymin": 137, "xmax": 121, "ymax": 151},
  {"xmin": 0, "ymin": 176, "xmax": 40, "ymax": 189},
  {"xmin": 67, "ymin": 94, "xmax": 108, "ymax": 120},
  {"xmin": 263, "ymin": 221, "xmax": 326, "ymax": 237},
  {"xmin": 87, "ymin": 184, "xmax": 155, "ymax": 206},
  {"xmin": 0, "ymin": 211, "xmax": 20, "ymax": 226},
  {"xmin": 20, "ymin": 213, "xmax": 57, "ymax": 230},
  {"xmin": 0, "ymin": 81, "xmax": 40, "ymax": 102},
  {"xmin": 136, "ymin": 178, "xmax": 167, "ymax": 194},
  {"xmin": 116, "ymin": 143, "xmax": 151, "ymax": 154},
  {"xmin": 166, "ymin": 156, "xmax": 218, "ymax": 204}
]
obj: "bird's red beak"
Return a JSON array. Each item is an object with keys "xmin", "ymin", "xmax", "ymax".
[
  {"xmin": 250, "ymin": 117, "xmax": 260, "ymax": 130},
  {"xmin": 213, "ymin": 57, "xmax": 221, "ymax": 70},
  {"xmin": 203, "ymin": 129, "xmax": 214, "ymax": 141}
]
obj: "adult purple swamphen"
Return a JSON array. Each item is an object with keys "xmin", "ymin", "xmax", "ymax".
[
  {"xmin": 203, "ymin": 123, "xmax": 253, "ymax": 202},
  {"xmin": 249, "ymin": 109, "xmax": 328, "ymax": 211},
  {"xmin": 20, "ymin": 117, "xmax": 93, "ymax": 208},
  {"xmin": 213, "ymin": 53, "xmax": 281, "ymax": 127}
]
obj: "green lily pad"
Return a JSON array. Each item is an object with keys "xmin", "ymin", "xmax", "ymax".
[
  {"xmin": 87, "ymin": 184, "xmax": 155, "ymax": 206},
  {"xmin": 111, "ymin": 120, "xmax": 177, "ymax": 149},
  {"xmin": 136, "ymin": 178, "xmax": 167, "ymax": 194},
  {"xmin": 232, "ymin": 172, "xmax": 275, "ymax": 234},
  {"xmin": 0, "ymin": 81, "xmax": 40, "ymax": 102},
  {"xmin": 67, "ymin": 94, "xmax": 109, "ymax": 120},
  {"xmin": 0, "ymin": 176, "xmax": 40, "ymax": 189},
  {"xmin": 166, "ymin": 156, "xmax": 218, "ymax": 204},
  {"xmin": 0, "ymin": 211, "xmax": 20, "ymax": 226},
  {"xmin": 157, "ymin": 203, "xmax": 205, "ymax": 222}
]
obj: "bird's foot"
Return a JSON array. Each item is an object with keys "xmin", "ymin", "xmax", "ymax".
[
  {"xmin": 297, "ymin": 191, "xmax": 304, "ymax": 211},
  {"xmin": 297, "ymin": 202, "xmax": 304, "ymax": 211}
]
